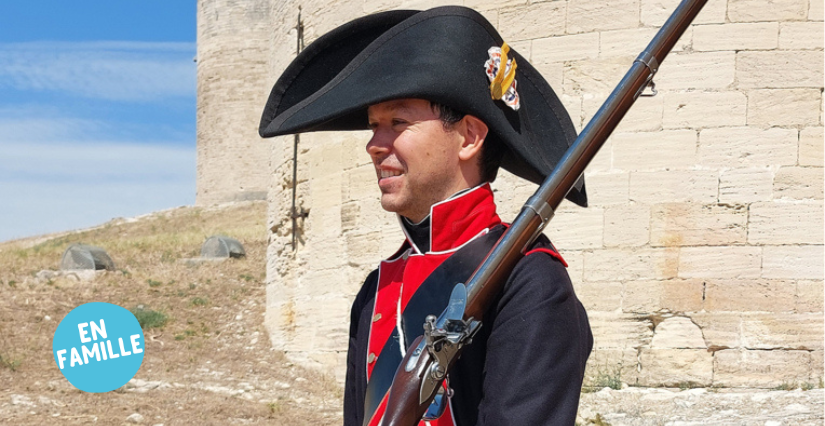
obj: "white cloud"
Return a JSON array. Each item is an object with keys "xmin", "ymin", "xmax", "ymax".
[
  {"xmin": 0, "ymin": 41, "xmax": 195, "ymax": 101},
  {"xmin": 0, "ymin": 140, "xmax": 195, "ymax": 242},
  {"xmin": 0, "ymin": 139, "xmax": 193, "ymax": 181}
]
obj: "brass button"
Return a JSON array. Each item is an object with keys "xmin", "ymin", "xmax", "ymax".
[
  {"xmin": 372, "ymin": 313, "xmax": 382, "ymax": 322},
  {"xmin": 368, "ymin": 353, "xmax": 376, "ymax": 363}
]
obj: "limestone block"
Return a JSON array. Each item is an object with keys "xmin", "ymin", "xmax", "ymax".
[
  {"xmin": 663, "ymin": 91, "xmax": 747, "ymax": 129},
  {"xmin": 292, "ymin": 293, "xmax": 352, "ymax": 352},
  {"xmin": 719, "ymin": 168, "xmax": 774, "ymax": 204},
  {"xmin": 356, "ymin": 196, "xmax": 396, "ymax": 233},
  {"xmin": 498, "ymin": 2, "xmax": 566, "ymax": 42},
  {"xmin": 265, "ymin": 282, "xmax": 295, "ymax": 350},
  {"xmin": 378, "ymin": 224, "xmax": 406, "ymax": 258},
  {"xmin": 640, "ymin": 0, "xmax": 726, "ymax": 26},
  {"xmin": 583, "ymin": 172, "xmax": 629, "ymax": 205},
  {"xmin": 307, "ymin": 205, "xmax": 342, "ymax": 239},
  {"xmin": 584, "ymin": 247, "xmax": 678, "ymax": 281},
  {"xmin": 704, "ymin": 279, "xmax": 796, "ymax": 312},
  {"xmin": 308, "ymin": 140, "xmax": 343, "ymax": 178},
  {"xmin": 737, "ymin": 51, "xmax": 824, "ymax": 89},
  {"xmin": 476, "ymin": 9, "xmax": 499, "ymax": 29},
  {"xmin": 545, "ymin": 206, "xmax": 604, "ymax": 250},
  {"xmin": 334, "ymin": 350, "xmax": 348, "ymax": 384},
  {"xmin": 309, "ymin": 172, "xmax": 342, "ymax": 209},
  {"xmin": 560, "ymin": 93, "xmax": 584, "ymax": 133},
  {"xmin": 606, "ymin": 94, "xmax": 665, "ymax": 133},
  {"xmin": 462, "ymin": 0, "xmax": 526, "ymax": 11},
  {"xmin": 779, "ymin": 22, "xmax": 825, "ymax": 49},
  {"xmin": 564, "ymin": 57, "xmax": 632, "ymax": 96},
  {"xmin": 638, "ymin": 348, "xmax": 713, "ymax": 387},
  {"xmin": 698, "ymin": 127, "xmax": 798, "ymax": 168},
  {"xmin": 657, "ymin": 52, "xmax": 736, "ymax": 90},
  {"xmin": 345, "ymin": 230, "xmax": 383, "ymax": 267},
  {"xmin": 811, "ymin": 0, "xmax": 825, "ymax": 20},
  {"xmin": 563, "ymin": 249, "xmax": 585, "ymax": 285},
  {"xmin": 728, "ymin": 0, "xmax": 808, "ymax": 22},
  {"xmin": 306, "ymin": 236, "xmax": 347, "ymax": 271},
  {"xmin": 344, "ymin": 163, "xmax": 378, "ymax": 202},
  {"xmin": 629, "ymin": 170, "xmax": 719, "ymax": 204},
  {"xmin": 623, "ymin": 280, "xmax": 704, "ymax": 313},
  {"xmin": 713, "ymin": 349, "xmax": 811, "ymax": 388},
  {"xmin": 799, "ymin": 127, "xmax": 824, "ymax": 167},
  {"xmin": 362, "ymin": 0, "xmax": 445, "ymax": 14},
  {"xmin": 796, "ymin": 280, "xmax": 825, "ymax": 312},
  {"xmin": 691, "ymin": 313, "xmax": 742, "ymax": 349},
  {"xmin": 341, "ymin": 202, "xmax": 359, "ymax": 232},
  {"xmin": 812, "ymin": 350, "xmax": 824, "ymax": 383},
  {"xmin": 774, "ymin": 167, "xmax": 824, "ymax": 200},
  {"xmin": 747, "ymin": 89, "xmax": 823, "ymax": 128},
  {"xmin": 507, "ymin": 40, "xmax": 531, "ymax": 61},
  {"xmin": 535, "ymin": 62, "xmax": 564, "ymax": 95},
  {"xmin": 490, "ymin": 171, "xmax": 528, "ymax": 218},
  {"xmin": 580, "ymin": 93, "xmax": 664, "ymax": 134},
  {"xmin": 762, "ymin": 245, "xmax": 825, "ymax": 280},
  {"xmin": 601, "ymin": 28, "xmax": 670, "ymax": 58},
  {"xmin": 678, "ymin": 246, "xmax": 762, "ymax": 279},
  {"xmin": 585, "ymin": 348, "xmax": 640, "ymax": 387},
  {"xmin": 741, "ymin": 313, "xmax": 824, "ymax": 350},
  {"xmin": 335, "ymin": 264, "xmax": 373, "ymax": 299},
  {"xmin": 693, "ymin": 23, "xmax": 779, "ymax": 52},
  {"xmin": 567, "ymin": 0, "xmax": 640, "ymax": 34},
  {"xmin": 340, "ymin": 131, "xmax": 372, "ymax": 170},
  {"xmin": 749, "ymin": 201, "xmax": 824, "ymax": 245},
  {"xmin": 588, "ymin": 312, "xmax": 654, "ymax": 349},
  {"xmin": 650, "ymin": 203, "xmax": 748, "ymax": 247},
  {"xmin": 651, "ymin": 317, "xmax": 706, "ymax": 349},
  {"xmin": 497, "ymin": 179, "xmax": 538, "ymax": 221},
  {"xmin": 533, "ymin": 33, "xmax": 600, "ymax": 64},
  {"xmin": 574, "ymin": 280, "xmax": 623, "ymax": 312},
  {"xmin": 604, "ymin": 203, "xmax": 650, "ymax": 247}
]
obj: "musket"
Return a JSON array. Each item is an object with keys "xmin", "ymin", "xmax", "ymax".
[{"xmin": 370, "ymin": 0, "xmax": 709, "ymax": 424}]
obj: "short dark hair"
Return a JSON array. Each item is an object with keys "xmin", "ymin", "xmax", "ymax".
[{"xmin": 430, "ymin": 102, "xmax": 503, "ymax": 183}]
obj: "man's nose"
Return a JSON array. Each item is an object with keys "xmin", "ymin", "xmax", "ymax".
[{"xmin": 366, "ymin": 131, "xmax": 392, "ymax": 158}]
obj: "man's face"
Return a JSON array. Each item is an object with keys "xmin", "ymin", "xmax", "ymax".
[{"xmin": 366, "ymin": 99, "xmax": 469, "ymax": 222}]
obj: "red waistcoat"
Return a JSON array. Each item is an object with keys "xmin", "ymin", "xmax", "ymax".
[{"xmin": 365, "ymin": 184, "xmax": 501, "ymax": 426}]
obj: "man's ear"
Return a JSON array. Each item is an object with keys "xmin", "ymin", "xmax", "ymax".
[{"xmin": 458, "ymin": 115, "xmax": 488, "ymax": 162}]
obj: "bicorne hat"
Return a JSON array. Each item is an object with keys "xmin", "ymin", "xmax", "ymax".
[{"xmin": 259, "ymin": 6, "xmax": 587, "ymax": 207}]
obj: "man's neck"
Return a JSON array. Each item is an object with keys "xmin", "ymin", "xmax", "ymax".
[{"xmin": 399, "ymin": 186, "xmax": 482, "ymax": 254}]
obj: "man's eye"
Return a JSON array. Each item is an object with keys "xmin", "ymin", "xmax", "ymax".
[{"xmin": 392, "ymin": 119, "xmax": 407, "ymax": 126}]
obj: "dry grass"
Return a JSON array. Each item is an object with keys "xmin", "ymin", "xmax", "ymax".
[{"xmin": 0, "ymin": 201, "xmax": 342, "ymax": 425}]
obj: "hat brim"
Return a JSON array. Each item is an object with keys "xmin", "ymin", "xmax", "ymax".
[{"xmin": 260, "ymin": 6, "xmax": 587, "ymax": 207}]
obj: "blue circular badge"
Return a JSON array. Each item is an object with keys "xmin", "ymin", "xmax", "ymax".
[{"xmin": 52, "ymin": 302, "xmax": 145, "ymax": 393}]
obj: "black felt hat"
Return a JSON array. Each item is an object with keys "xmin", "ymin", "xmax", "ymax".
[{"xmin": 259, "ymin": 6, "xmax": 587, "ymax": 206}]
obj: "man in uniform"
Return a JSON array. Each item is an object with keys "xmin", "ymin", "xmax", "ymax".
[{"xmin": 260, "ymin": 6, "xmax": 593, "ymax": 425}]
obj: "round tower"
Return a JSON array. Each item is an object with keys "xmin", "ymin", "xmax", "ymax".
[{"xmin": 196, "ymin": 0, "xmax": 273, "ymax": 205}]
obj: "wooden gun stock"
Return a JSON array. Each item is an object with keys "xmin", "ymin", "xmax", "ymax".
[{"xmin": 369, "ymin": 0, "xmax": 709, "ymax": 424}]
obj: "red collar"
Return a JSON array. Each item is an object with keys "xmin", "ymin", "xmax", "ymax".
[{"xmin": 398, "ymin": 183, "xmax": 502, "ymax": 255}]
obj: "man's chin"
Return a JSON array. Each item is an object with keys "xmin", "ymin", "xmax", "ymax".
[{"xmin": 379, "ymin": 196, "xmax": 403, "ymax": 215}]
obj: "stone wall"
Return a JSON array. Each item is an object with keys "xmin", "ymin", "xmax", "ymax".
[
  {"xmin": 196, "ymin": 0, "xmax": 273, "ymax": 205},
  {"xmin": 198, "ymin": 0, "xmax": 824, "ymax": 387}
]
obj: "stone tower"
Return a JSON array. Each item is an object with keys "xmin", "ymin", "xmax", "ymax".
[{"xmin": 196, "ymin": 0, "xmax": 273, "ymax": 205}]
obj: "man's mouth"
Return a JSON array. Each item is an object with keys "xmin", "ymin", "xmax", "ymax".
[{"xmin": 378, "ymin": 169, "xmax": 403, "ymax": 180}]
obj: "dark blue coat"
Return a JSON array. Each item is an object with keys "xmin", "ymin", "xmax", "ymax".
[{"xmin": 343, "ymin": 234, "xmax": 593, "ymax": 426}]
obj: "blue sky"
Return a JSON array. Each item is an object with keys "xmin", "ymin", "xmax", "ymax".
[{"xmin": 0, "ymin": 2, "xmax": 197, "ymax": 242}]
